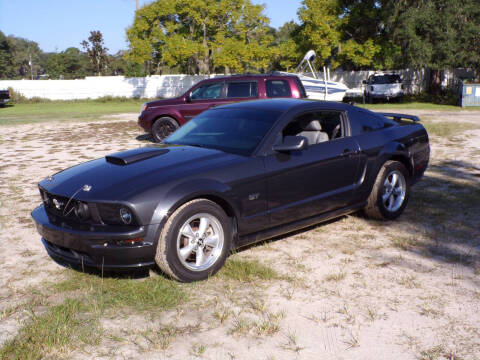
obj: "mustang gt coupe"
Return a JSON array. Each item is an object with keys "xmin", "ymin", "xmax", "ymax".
[{"xmin": 32, "ymin": 99, "xmax": 429, "ymax": 282}]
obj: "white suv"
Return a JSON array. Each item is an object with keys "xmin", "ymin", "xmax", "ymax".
[{"xmin": 363, "ymin": 73, "xmax": 404, "ymax": 102}]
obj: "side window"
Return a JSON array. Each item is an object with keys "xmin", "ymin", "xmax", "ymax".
[
  {"xmin": 226, "ymin": 82, "xmax": 258, "ymax": 98},
  {"xmin": 266, "ymin": 80, "xmax": 291, "ymax": 98},
  {"xmin": 191, "ymin": 82, "xmax": 223, "ymax": 100},
  {"xmin": 278, "ymin": 110, "xmax": 344, "ymax": 147}
]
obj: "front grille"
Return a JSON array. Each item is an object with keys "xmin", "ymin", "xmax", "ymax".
[{"xmin": 40, "ymin": 189, "xmax": 93, "ymax": 223}]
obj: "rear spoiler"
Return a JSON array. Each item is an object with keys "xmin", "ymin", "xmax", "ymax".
[{"xmin": 379, "ymin": 113, "xmax": 420, "ymax": 122}]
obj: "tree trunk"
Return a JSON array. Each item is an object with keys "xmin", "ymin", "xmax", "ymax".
[{"xmin": 429, "ymin": 69, "xmax": 443, "ymax": 95}]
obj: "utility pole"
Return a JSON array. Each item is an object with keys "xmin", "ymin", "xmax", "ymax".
[
  {"xmin": 136, "ymin": 0, "xmax": 139, "ymax": 10},
  {"xmin": 29, "ymin": 54, "xmax": 33, "ymax": 80}
]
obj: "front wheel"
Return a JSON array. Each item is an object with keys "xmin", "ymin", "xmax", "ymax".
[
  {"xmin": 151, "ymin": 117, "xmax": 179, "ymax": 143},
  {"xmin": 155, "ymin": 199, "xmax": 232, "ymax": 282},
  {"xmin": 364, "ymin": 161, "xmax": 410, "ymax": 220}
]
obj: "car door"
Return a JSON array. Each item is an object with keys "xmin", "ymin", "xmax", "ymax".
[
  {"xmin": 179, "ymin": 81, "xmax": 228, "ymax": 121},
  {"xmin": 265, "ymin": 110, "xmax": 361, "ymax": 226}
]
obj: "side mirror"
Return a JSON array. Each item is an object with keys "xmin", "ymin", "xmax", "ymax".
[
  {"xmin": 362, "ymin": 80, "xmax": 367, "ymax": 85},
  {"xmin": 273, "ymin": 136, "xmax": 307, "ymax": 152},
  {"xmin": 185, "ymin": 93, "xmax": 192, "ymax": 103}
]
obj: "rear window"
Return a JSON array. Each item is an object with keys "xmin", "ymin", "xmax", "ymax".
[
  {"xmin": 369, "ymin": 75, "xmax": 402, "ymax": 84},
  {"xmin": 266, "ymin": 80, "xmax": 291, "ymax": 98},
  {"xmin": 349, "ymin": 109, "xmax": 396, "ymax": 134},
  {"xmin": 226, "ymin": 82, "xmax": 258, "ymax": 98}
]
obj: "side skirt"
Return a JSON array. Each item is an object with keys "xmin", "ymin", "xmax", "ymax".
[{"xmin": 235, "ymin": 202, "xmax": 366, "ymax": 249}]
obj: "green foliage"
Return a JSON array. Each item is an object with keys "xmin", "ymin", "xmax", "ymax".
[
  {"xmin": 7, "ymin": 35, "xmax": 43, "ymax": 79},
  {"xmin": 221, "ymin": 258, "xmax": 278, "ymax": 282},
  {"xmin": 0, "ymin": 271, "xmax": 187, "ymax": 360},
  {"xmin": 0, "ymin": 299, "xmax": 99, "ymax": 360},
  {"xmin": 126, "ymin": 0, "xmax": 274, "ymax": 75},
  {"xmin": 0, "ymin": 31, "xmax": 15, "ymax": 79},
  {"xmin": 297, "ymin": 0, "xmax": 342, "ymax": 66},
  {"xmin": 6, "ymin": 87, "xmax": 27, "ymax": 104}
]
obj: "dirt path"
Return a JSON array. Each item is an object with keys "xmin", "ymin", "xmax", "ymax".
[{"xmin": 1, "ymin": 111, "xmax": 479, "ymax": 359}]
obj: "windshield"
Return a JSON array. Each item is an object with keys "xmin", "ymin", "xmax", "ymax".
[
  {"xmin": 370, "ymin": 75, "xmax": 401, "ymax": 84},
  {"xmin": 164, "ymin": 108, "xmax": 281, "ymax": 156}
]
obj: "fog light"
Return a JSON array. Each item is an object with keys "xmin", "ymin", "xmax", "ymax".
[{"xmin": 120, "ymin": 207, "xmax": 132, "ymax": 224}]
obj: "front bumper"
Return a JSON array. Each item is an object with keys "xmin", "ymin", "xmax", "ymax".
[
  {"xmin": 368, "ymin": 92, "xmax": 404, "ymax": 99},
  {"xmin": 32, "ymin": 206, "xmax": 158, "ymax": 271}
]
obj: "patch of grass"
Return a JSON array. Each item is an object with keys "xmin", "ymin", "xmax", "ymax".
[
  {"xmin": 358, "ymin": 102, "xmax": 475, "ymax": 111},
  {"xmin": 0, "ymin": 271, "xmax": 188, "ymax": 359},
  {"xmin": 422, "ymin": 120, "xmax": 480, "ymax": 138},
  {"xmin": 392, "ymin": 236, "xmax": 415, "ymax": 250},
  {"xmin": 230, "ymin": 317, "xmax": 253, "ymax": 336},
  {"xmin": 419, "ymin": 345, "xmax": 445, "ymax": 360},
  {"xmin": 51, "ymin": 270, "xmax": 187, "ymax": 311},
  {"xmin": 254, "ymin": 311, "xmax": 284, "ymax": 336},
  {"xmin": 325, "ymin": 271, "xmax": 347, "ymax": 282},
  {"xmin": 0, "ymin": 100, "xmax": 145, "ymax": 126},
  {"xmin": 0, "ymin": 299, "xmax": 100, "ymax": 360},
  {"xmin": 221, "ymin": 258, "xmax": 278, "ymax": 282}
]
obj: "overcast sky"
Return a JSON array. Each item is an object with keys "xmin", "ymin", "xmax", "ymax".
[{"xmin": 0, "ymin": 0, "xmax": 301, "ymax": 54}]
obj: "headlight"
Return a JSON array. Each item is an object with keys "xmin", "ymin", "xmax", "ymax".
[
  {"xmin": 96, "ymin": 203, "xmax": 137, "ymax": 226},
  {"xmin": 141, "ymin": 103, "xmax": 147, "ymax": 112},
  {"xmin": 74, "ymin": 201, "xmax": 89, "ymax": 220}
]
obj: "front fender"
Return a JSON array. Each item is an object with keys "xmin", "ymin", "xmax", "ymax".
[{"xmin": 150, "ymin": 178, "xmax": 238, "ymax": 225}]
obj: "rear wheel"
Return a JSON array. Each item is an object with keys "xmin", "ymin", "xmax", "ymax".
[
  {"xmin": 364, "ymin": 161, "xmax": 410, "ymax": 220},
  {"xmin": 151, "ymin": 117, "xmax": 179, "ymax": 142},
  {"xmin": 155, "ymin": 199, "xmax": 232, "ymax": 282}
]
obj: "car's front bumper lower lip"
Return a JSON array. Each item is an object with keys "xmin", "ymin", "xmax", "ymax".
[{"xmin": 31, "ymin": 206, "xmax": 157, "ymax": 271}]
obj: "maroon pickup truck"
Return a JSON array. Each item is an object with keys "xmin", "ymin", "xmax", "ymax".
[{"xmin": 138, "ymin": 73, "xmax": 307, "ymax": 142}]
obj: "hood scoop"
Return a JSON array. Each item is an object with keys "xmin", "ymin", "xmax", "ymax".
[{"xmin": 106, "ymin": 148, "xmax": 169, "ymax": 165}]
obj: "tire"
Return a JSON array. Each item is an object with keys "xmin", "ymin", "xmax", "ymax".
[
  {"xmin": 364, "ymin": 161, "xmax": 410, "ymax": 220},
  {"xmin": 151, "ymin": 117, "xmax": 179, "ymax": 143},
  {"xmin": 155, "ymin": 199, "xmax": 232, "ymax": 282}
]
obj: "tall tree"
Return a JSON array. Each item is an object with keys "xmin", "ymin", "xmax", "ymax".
[
  {"xmin": 297, "ymin": 0, "xmax": 342, "ymax": 67},
  {"xmin": 383, "ymin": 0, "xmax": 477, "ymax": 93},
  {"xmin": 0, "ymin": 31, "xmax": 15, "ymax": 79},
  {"xmin": 81, "ymin": 31, "xmax": 109, "ymax": 76},
  {"xmin": 7, "ymin": 35, "xmax": 43, "ymax": 79},
  {"xmin": 126, "ymin": 0, "xmax": 274, "ymax": 75},
  {"xmin": 270, "ymin": 21, "xmax": 302, "ymax": 72}
]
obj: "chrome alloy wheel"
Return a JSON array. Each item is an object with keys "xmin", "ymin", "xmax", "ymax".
[
  {"xmin": 382, "ymin": 170, "xmax": 406, "ymax": 212},
  {"xmin": 176, "ymin": 213, "xmax": 224, "ymax": 271}
]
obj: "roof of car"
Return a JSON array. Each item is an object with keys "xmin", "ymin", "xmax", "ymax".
[
  {"xmin": 211, "ymin": 98, "xmax": 355, "ymax": 113},
  {"xmin": 199, "ymin": 73, "xmax": 300, "ymax": 82}
]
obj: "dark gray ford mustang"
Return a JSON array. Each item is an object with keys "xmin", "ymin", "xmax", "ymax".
[{"xmin": 32, "ymin": 99, "xmax": 429, "ymax": 282}]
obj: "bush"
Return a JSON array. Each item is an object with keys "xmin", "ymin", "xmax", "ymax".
[
  {"xmin": 403, "ymin": 90, "xmax": 458, "ymax": 106},
  {"xmin": 7, "ymin": 87, "xmax": 27, "ymax": 104}
]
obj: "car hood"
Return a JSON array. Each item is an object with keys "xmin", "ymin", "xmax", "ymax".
[
  {"xmin": 39, "ymin": 145, "xmax": 245, "ymax": 202},
  {"xmin": 147, "ymin": 97, "xmax": 184, "ymax": 108}
]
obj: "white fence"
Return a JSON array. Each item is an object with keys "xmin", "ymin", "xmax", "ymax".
[
  {"xmin": 0, "ymin": 75, "xmax": 214, "ymax": 100},
  {"xmin": 0, "ymin": 68, "xmax": 475, "ymax": 100}
]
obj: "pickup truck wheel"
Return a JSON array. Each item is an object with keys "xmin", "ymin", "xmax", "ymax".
[
  {"xmin": 155, "ymin": 199, "xmax": 232, "ymax": 282},
  {"xmin": 151, "ymin": 117, "xmax": 179, "ymax": 142},
  {"xmin": 364, "ymin": 161, "xmax": 410, "ymax": 220}
]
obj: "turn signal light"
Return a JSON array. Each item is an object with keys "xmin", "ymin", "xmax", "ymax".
[{"xmin": 122, "ymin": 237, "xmax": 143, "ymax": 245}]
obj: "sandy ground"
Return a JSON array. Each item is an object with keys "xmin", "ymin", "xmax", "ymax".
[{"xmin": 0, "ymin": 110, "xmax": 479, "ymax": 359}]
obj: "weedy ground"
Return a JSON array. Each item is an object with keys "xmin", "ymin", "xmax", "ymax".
[{"xmin": 0, "ymin": 108, "xmax": 479, "ymax": 359}]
